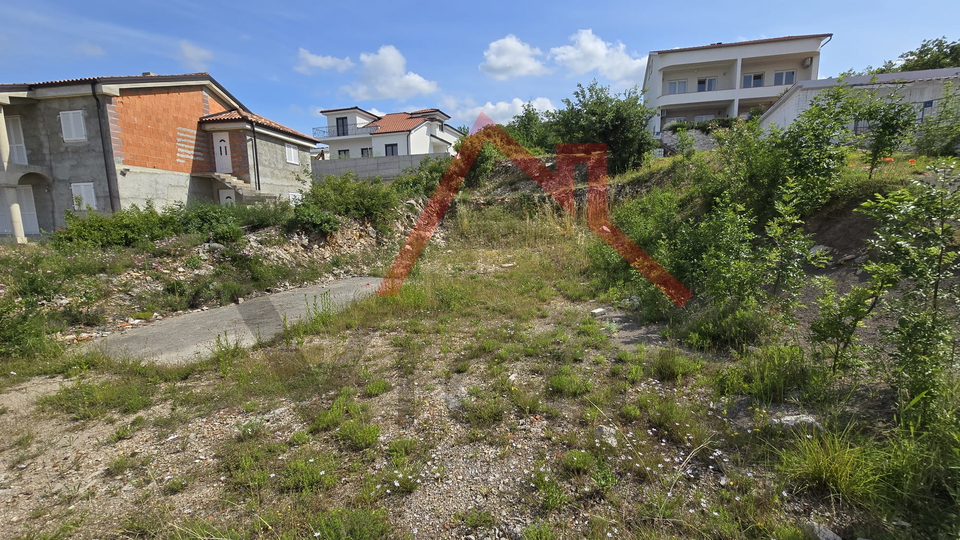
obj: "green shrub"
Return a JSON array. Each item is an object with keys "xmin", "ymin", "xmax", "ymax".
[
  {"xmin": 393, "ymin": 155, "xmax": 452, "ymax": 198},
  {"xmin": 52, "ymin": 202, "xmax": 177, "ymax": 249},
  {"xmin": 304, "ymin": 172, "xmax": 399, "ymax": 232},
  {"xmin": 336, "ymin": 420, "xmax": 381, "ymax": 450},
  {"xmin": 547, "ymin": 366, "xmax": 592, "ymax": 397},
  {"xmin": 364, "ymin": 379, "xmax": 392, "ymax": 397},
  {"xmin": 291, "ymin": 203, "xmax": 340, "ymax": 235},
  {"xmin": 309, "ymin": 508, "xmax": 392, "ymax": 540},
  {"xmin": 645, "ymin": 348, "xmax": 700, "ymax": 383},
  {"xmin": 560, "ymin": 450, "xmax": 597, "ymax": 475},
  {"xmin": 780, "ymin": 429, "xmax": 883, "ymax": 506},
  {"xmin": 38, "ymin": 378, "xmax": 156, "ymax": 420},
  {"xmin": 716, "ymin": 345, "xmax": 810, "ymax": 402},
  {"xmin": 279, "ymin": 453, "xmax": 338, "ymax": 492}
]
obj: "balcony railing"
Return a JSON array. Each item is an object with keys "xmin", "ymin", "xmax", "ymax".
[{"xmin": 312, "ymin": 123, "xmax": 378, "ymax": 138}]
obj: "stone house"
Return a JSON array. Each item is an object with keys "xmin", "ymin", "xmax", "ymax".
[{"xmin": 0, "ymin": 72, "xmax": 318, "ymax": 242}]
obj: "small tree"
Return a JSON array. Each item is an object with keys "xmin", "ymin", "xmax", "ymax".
[
  {"xmin": 876, "ymin": 36, "xmax": 960, "ymax": 73},
  {"xmin": 505, "ymin": 102, "xmax": 554, "ymax": 155},
  {"xmin": 549, "ymin": 80, "xmax": 658, "ymax": 175},
  {"xmin": 914, "ymin": 81, "xmax": 960, "ymax": 157},
  {"xmin": 853, "ymin": 90, "xmax": 916, "ymax": 178}
]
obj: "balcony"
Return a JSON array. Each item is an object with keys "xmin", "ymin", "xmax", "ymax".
[{"xmin": 312, "ymin": 123, "xmax": 378, "ymax": 139}]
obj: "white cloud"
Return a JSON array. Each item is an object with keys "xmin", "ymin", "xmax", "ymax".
[
  {"xmin": 368, "ymin": 107, "xmax": 387, "ymax": 117},
  {"xmin": 76, "ymin": 41, "xmax": 104, "ymax": 56},
  {"xmin": 342, "ymin": 45, "xmax": 438, "ymax": 101},
  {"xmin": 294, "ymin": 48, "xmax": 354, "ymax": 74},
  {"xmin": 479, "ymin": 35, "xmax": 551, "ymax": 80},
  {"xmin": 449, "ymin": 96, "xmax": 556, "ymax": 125},
  {"xmin": 178, "ymin": 40, "xmax": 213, "ymax": 71},
  {"xmin": 549, "ymin": 29, "xmax": 647, "ymax": 84}
]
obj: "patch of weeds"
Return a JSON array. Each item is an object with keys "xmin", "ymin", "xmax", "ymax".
[
  {"xmin": 590, "ymin": 459, "xmax": 619, "ymax": 496},
  {"xmin": 455, "ymin": 507, "xmax": 496, "ymax": 529},
  {"xmin": 646, "ymin": 347, "xmax": 700, "ymax": 383},
  {"xmin": 236, "ymin": 419, "xmax": 267, "ymax": 441},
  {"xmin": 561, "ymin": 450, "xmax": 597, "ymax": 475},
  {"xmin": 387, "ymin": 438, "xmax": 422, "ymax": 463},
  {"xmin": 0, "ymin": 406, "xmax": 8, "ymax": 415},
  {"xmin": 309, "ymin": 507, "xmax": 393, "ymax": 539},
  {"xmin": 279, "ymin": 452, "xmax": 338, "ymax": 492},
  {"xmin": 364, "ymin": 379, "xmax": 392, "ymax": 397},
  {"xmin": 510, "ymin": 385, "xmax": 546, "ymax": 416},
  {"xmin": 109, "ymin": 415, "xmax": 147, "ymax": 444},
  {"xmin": 522, "ymin": 521, "xmax": 558, "ymax": 540},
  {"xmin": 219, "ymin": 439, "xmax": 286, "ymax": 492},
  {"xmin": 461, "ymin": 392, "xmax": 509, "ymax": 428},
  {"xmin": 779, "ymin": 428, "xmax": 883, "ymax": 506},
  {"xmin": 528, "ymin": 462, "xmax": 570, "ymax": 511},
  {"xmin": 161, "ymin": 475, "xmax": 189, "ymax": 495},
  {"xmin": 636, "ymin": 393, "xmax": 706, "ymax": 445},
  {"xmin": 39, "ymin": 378, "xmax": 156, "ymax": 420},
  {"xmin": 336, "ymin": 420, "xmax": 381, "ymax": 450},
  {"xmin": 547, "ymin": 366, "xmax": 592, "ymax": 397},
  {"xmin": 288, "ymin": 431, "xmax": 311, "ymax": 446},
  {"xmin": 715, "ymin": 345, "xmax": 811, "ymax": 402},
  {"xmin": 619, "ymin": 404, "xmax": 641, "ymax": 422},
  {"xmin": 106, "ymin": 453, "xmax": 149, "ymax": 476}
]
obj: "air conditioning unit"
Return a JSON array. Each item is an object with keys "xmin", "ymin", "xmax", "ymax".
[{"xmin": 802, "ymin": 57, "xmax": 813, "ymax": 68}]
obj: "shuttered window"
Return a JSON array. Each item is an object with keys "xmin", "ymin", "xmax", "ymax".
[
  {"xmin": 70, "ymin": 182, "xmax": 97, "ymax": 210},
  {"xmin": 285, "ymin": 143, "xmax": 300, "ymax": 165},
  {"xmin": 59, "ymin": 110, "xmax": 87, "ymax": 142},
  {"xmin": 5, "ymin": 115, "xmax": 27, "ymax": 164}
]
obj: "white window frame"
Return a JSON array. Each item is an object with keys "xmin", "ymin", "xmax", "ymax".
[
  {"xmin": 59, "ymin": 110, "xmax": 87, "ymax": 142},
  {"xmin": 742, "ymin": 73, "xmax": 763, "ymax": 88},
  {"xmin": 774, "ymin": 70, "xmax": 795, "ymax": 86},
  {"xmin": 697, "ymin": 77, "xmax": 717, "ymax": 92},
  {"xmin": 5, "ymin": 115, "xmax": 28, "ymax": 165},
  {"xmin": 667, "ymin": 80, "xmax": 687, "ymax": 95},
  {"xmin": 285, "ymin": 143, "xmax": 300, "ymax": 165},
  {"xmin": 70, "ymin": 182, "xmax": 97, "ymax": 210}
]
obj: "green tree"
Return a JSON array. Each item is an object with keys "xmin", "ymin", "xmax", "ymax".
[
  {"xmin": 914, "ymin": 81, "xmax": 960, "ymax": 157},
  {"xmin": 549, "ymin": 80, "xmax": 657, "ymax": 175},
  {"xmin": 853, "ymin": 90, "xmax": 916, "ymax": 178},
  {"xmin": 505, "ymin": 102, "xmax": 554, "ymax": 155},
  {"xmin": 876, "ymin": 36, "xmax": 960, "ymax": 73}
]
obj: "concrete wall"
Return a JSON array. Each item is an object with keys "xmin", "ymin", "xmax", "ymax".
[
  {"xmin": 248, "ymin": 131, "xmax": 310, "ymax": 199},
  {"xmin": 2, "ymin": 102, "xmax": 50, "ymax": 167},
  {"xmin": 311, "ymin": 152, "xmax": 450, "ymax": 180},
  {"xmin": 116, "ymin": 166, "xmax": 214, "ymax": 209}
]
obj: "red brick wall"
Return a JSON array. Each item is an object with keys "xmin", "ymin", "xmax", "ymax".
[
  {"xmin": 229, "ymin": 131, "xmax": 249, "ymax": 175},
  {"xmin": 113, "ymin": 85, "xmax": 231, "ymax": 174}
]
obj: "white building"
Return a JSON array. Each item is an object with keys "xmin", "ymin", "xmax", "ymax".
[
  {"xmin": 314, "ymin": 107, "xmax": 463, "ymax": 159},
  {"xmin": 642, "ymin": 34, "xmax": 833, "ymax": 136},
  {"xmin": 759, "ymin": 67, "xmax": 960, "ymax": 130}
]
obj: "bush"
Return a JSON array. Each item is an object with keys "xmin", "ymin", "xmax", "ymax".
[
  {"xmin": 291, "ymin": 203, "xmax": 340, "ymax": 236},
  {"xmin": 304, "ymin": 172, "xmax": 399, "ymax": 232},
  {"xmin": 715, "ymin": 346, "xmax": 810, "ymax": 402},
  {"xmin": 560, "ymin": 450, "xmax": 597, "ymax": 475},
  {"xmin": 393, "ymin": 155, "xmax": 452, "ymax": 198},
  {"xmin": 52, "ymin": 203, "xmax": 177, "ymax": 249}
]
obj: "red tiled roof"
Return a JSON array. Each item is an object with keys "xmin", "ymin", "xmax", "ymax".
[
  {"xmin": 651, "ymin": 33, "xmax": 832, "ymax": 54},
  {"xmin": 366, "ymin": 112, "xmax": 429, "ymax": 135},
  {"xmin": 411, "ymin": 108, "xmax": 440, "ymax": 114},
  {"xmin": 200, "ymin": 109, "xmax": 318, "ymax": 143}
]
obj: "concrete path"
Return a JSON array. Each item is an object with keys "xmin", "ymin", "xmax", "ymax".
[{"xmin": 89, "ymin": 277, "xmax": 382, "ymax": 365}]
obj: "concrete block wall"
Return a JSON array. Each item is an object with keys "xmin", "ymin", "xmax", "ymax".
[
  {"xmin": 311, "ymin": 153, "xmax": 449, "ymax": 180},
  {"xmin": 113, "ymin": 86, "xmax": 230, "ymax": 174},
  {"xmin": 250, "ymin": 132, "xmax": 311, "ymax": 199}
]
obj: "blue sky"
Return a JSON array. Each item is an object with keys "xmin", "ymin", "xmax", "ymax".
[{"xmin": 2, "ymin": 0, "xmax": 958, "ymax": 138}]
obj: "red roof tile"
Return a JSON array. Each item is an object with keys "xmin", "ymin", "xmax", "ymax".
[
  {"xmin": 651, "ymin": 34, "xmax": 832, "ymax": 54},
  {"xmin": 366, "ymin": 112, "xmax": 429, "ymax": 134},
  {"xmin": 200, "ymin": 109, "xmax": 318, "ymax": 143}
]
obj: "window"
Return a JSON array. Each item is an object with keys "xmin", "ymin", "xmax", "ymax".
[
  {"xmin": 742, "ymin": 73, "xmax": 763, "ymax": 88},
  {"xmin": 4, "ymin": 115, "xmax": 27, "ymax": 165},
  {"xmin": 338, "ymin": 149, "xmax": 350, "ymax": 159},
  {"xmin": 285, "ymin": 143, "xmax": 300, "ymax": 165},
  {"xmin": 774, "ymin": 70, "xmax": 795, "ymax": 86},
  {"xmin": 335, "ymin": 117, "xmax": 348, "ymax": 136},
  {"xmin": 694, "ymin": 115, "xmax": 715, "ymax": 122},
  {"xmin": 361, "ymin": 147, "xmax": 373, "ymax": 157},
  {"xmin": 384, "ymin": 143, "xmax": 398, "ymax": 156},
  {"xmin": 70, "ymin": 182, "xmax": 97, "ymax": 210},
  {"xmin": 697, "ymin": 77, "xmax": 717, "ymax": 92},
  {"xmin": 289, "ymin": 193, "xmax": 303, "ymax": 205},
  {"xmin": 59, "ymin": 110, "xmax": 87, "ymax": 142},
  {"xmin": 663, "ymin": 117, "xmax": 686, "ymax": 127},
  {"xmin": 667, "ymin": 80, "xmax": 687, "ymax": 94}
]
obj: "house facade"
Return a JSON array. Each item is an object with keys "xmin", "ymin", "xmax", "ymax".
[
  {"xmin": 758, "ymin": 67, "xmax": 960, "ymax": 130},
  {"xmin": 642, "ymin": 34, "xmax": 833, "ymax": 136},
  {"xmin": 314, "ymin": 107, "xmax": 462, "ymax": 159},
  {"xmin": 0, "ymin": 72, "xmax": 317, "ymax": 242}
]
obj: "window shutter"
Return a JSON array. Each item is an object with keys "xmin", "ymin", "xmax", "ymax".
[
  {"xmin": 60, "ymin": 111, "xmax": 87, "ymax": 141},
  {"xmin": 285, "ymin": 143, "xmax": 299, "ymax": 165},
  {"xmin": 70, "ymin": 182, "xmax": 97, "ymax": 210}
]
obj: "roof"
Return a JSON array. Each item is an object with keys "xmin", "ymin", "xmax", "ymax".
[
  {"xmin": 0, "ymin": 72, "xmax": 247, "ymax": 111},
  {"xmin": 758, "ymin": 67, "xmax": 960, "ymax": 125},
  {"xmin": 319, "ymin": 106, "xmax": 380, "ymax": 118},
  {"xmin": 366, "ymin": 112, "xmax": 428, "ymax": 134},
  {"xmin": 651, "ymin": 33, "xmax": 832, "ymax": 54},
  {"xmin": 200, "ymin": 109, "xmax": 319, "ymax": 143}
]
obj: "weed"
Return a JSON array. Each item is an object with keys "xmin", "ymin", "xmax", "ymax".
[
  {"xmin": 364, "ymin": 379, "xmax": 392, "ymax": 397},
  {"xmin": 109, "ymin": 415, "xmax": 146, "ymax": 443},
  {"xmin": 39, "ymin": 378, "xmax": 155, "ymax": 420},
  {"xmin": 547, "ymin": 366, "xmax": 592, "ymax": 397},
  {"xmin": 279, "ymin": 453, "xmax": 338, "ymax": 492},
  {"xmin": 456, "ymin": 507, "xmax": 496, "ymax": 529},
  {"xmin": 162, "ymin": 475, "xmax": 189, "ymax": 495},
  {"xmin": 522, "ymin": 521, "xmax": 558, "ymax": 540},
  {"xmin": 779, "ymin": 428, "xmax": 883, "ymax": 506},
  {"xmin": 461, "ymin": 395, "xmax": 508, "ymax": 428},
  {"xmin": 309, "ymin": 507, "xmax": 393, "ymax": 539},
  {"xmin": 646, "ymin": 348, "xmax": 700, "ymax": 383},
  {"xmin": 561, "ymin": 450, "xmax": 597, "ymax": 475},
  {"xmin": 106, "ymin": 453, "xmax": 148, "ymax": 476},
  {"xmin": 288, "ymin": 431, "xmax": 311, "ymax": 446},
  {"xmin": 336, "ymin": 420, "xmax": 381, "ymax": 450}
]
